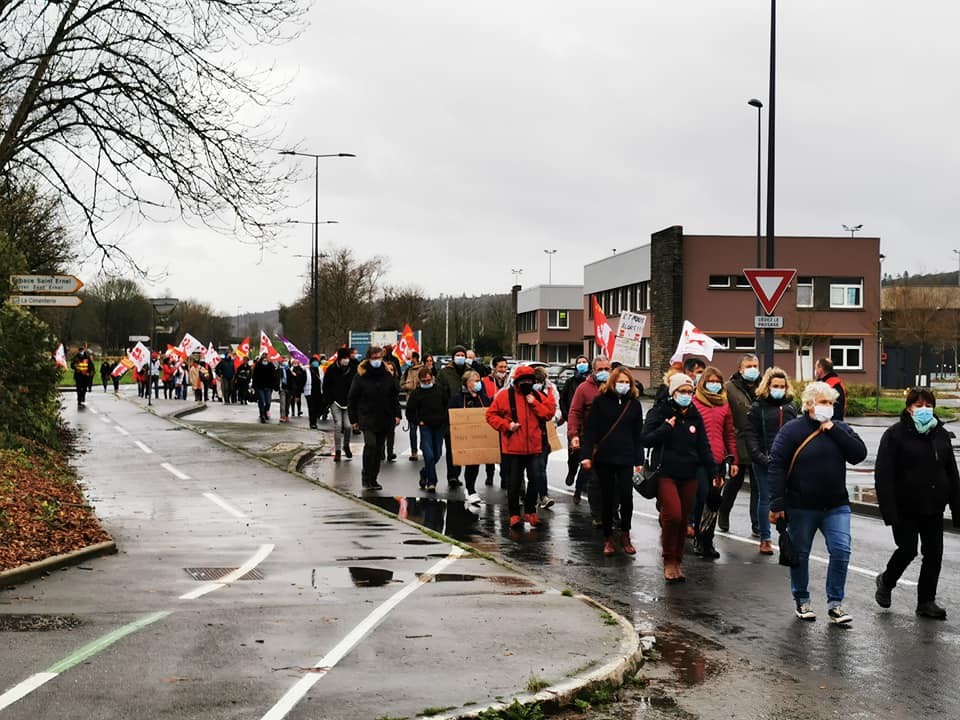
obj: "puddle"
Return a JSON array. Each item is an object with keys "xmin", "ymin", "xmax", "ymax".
[
  {"xmin": 416, "ymin": 572, "xmax": 479, "ymax": 582},
  {"xmin": 402, "ymin": 539, "xmax": 441, "ymax": 546},
  {"xmin": 310, "ymin": 566, "xmax": 405, "ymax": 588},
  {"xmin": 363, "ymin": 496, "xmax": 490, "ymax": 543},
  {"xmin": 653, "ymin": 623, "xmax": 722, "ymax": 686}
]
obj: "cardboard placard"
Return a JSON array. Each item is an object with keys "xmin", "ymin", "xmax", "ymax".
[
  {"xmin": 449, "ymin": 407, "xmax": 502, "ymax": 466},
  {"xmin": 546, "ymin": 420, "xmax": 562, "ymax": 452}
]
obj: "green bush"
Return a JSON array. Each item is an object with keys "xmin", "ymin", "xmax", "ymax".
[{"xmin": 0, "ymin": 303, "xmax": 62, "ymax": 448}]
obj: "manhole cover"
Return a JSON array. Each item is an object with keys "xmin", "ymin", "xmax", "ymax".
[
  {"xmin": 183, "ymin": 568, "xmax": 264, "ymax": 582},
  {"xmin": 265, "ymin": 442, "xmax": 302, "ymax": 454},
  {"xmin": 0, "ymin": 614, "xmax": 83, "ymax": 632}
]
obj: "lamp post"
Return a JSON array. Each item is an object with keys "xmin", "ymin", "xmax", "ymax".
[
  {"xmin": 288, "ymin": 218, "xmax": 337, "ymax": 351},
  {"xmin": 748, "ymin": 98, "xmax": 763, "ymax": 354},
  {"xmin": 877, "ymin": 253, "xmax": 885, "ymax": 411},
  {"xmin": 148, "ymin": 297, "xmax": 179, "ymax": 407},
  {"xmin": 278, "ymin": 149, "xmax": 355, "ymax": 354},
  {"xmin": 843, "ymin": 223, "xmax": 863, "ymax": 239},
  {"xmin": 762, "ymin": 0, "xmax": 777, "ymax": 370},
  {"xmin": 544, "ymin": 249, "xmax": 557, "ymax": 284}
]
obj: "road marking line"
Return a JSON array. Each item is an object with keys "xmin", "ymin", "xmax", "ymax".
[
  {"xmin": 179, "ymin": 544, "xmax": 274, "ymax": 600},
  {"xmin": 202, "ymin": 492, "xmax": 247, "ymax": 519},
  {"xmin": 160, "ymin": 462, "xmax": 190, "ymax": 480},
  {"xmin": 100, "ymin": 416, "xmax": 112, "ymax": 424},
  {"xmin": 134, "ymin": 441, "xmax": 153, "ymax": 454},
  {"xmin": 548, "ymin": 483, "xmax": 918, "ymax": 587},
  {"xmin": 114, "ymin": 426, "xmax": 130, "ymax": 436},
  {"xmin": 0, "ymin": 611, "xmax": 171, "ymax": 712},
  {"xmin": 260, "ymin": 547, "xmax": 465, "ymax": 720},
  {"xmin": 87, "ymin": 407, "xmax": 99, "ymax": 415}
]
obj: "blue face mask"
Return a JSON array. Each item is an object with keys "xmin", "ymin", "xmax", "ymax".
[
  {"xmin": 421, "ymin": 382, "xmax": 434, "ymax": 389},
  {"xmin": 913, "ymin": 407, "xmax": 935, "ymax": 432},
  {"xmin": 743, "ymin": 367, "xmax": 760, "ymax": 382},
  {"xmin": 615, "ymin": 382, "xmax": 631, "ymax": 395},
  {"xmin": 454, "ymin": 356, "xmax": 466, "ymax": 366},
  {"xmin": 705, "ymin": 382, "xmax": 722, "ymax": 394},
  {"xmin": 472, "ymin": 381, "xmax": 483, "ymax": 392},
  {"xmin": 370, "ymin": 359, "xmax": 382, "ymax": 369},
  {"xmin": 595, "ymin": 370, "xmax": 610, "ymax": 383},
  {"xmin": 576, "ymin": 363, "xmax": 589, "ymax": 374},
  {"xmin": 770, "ymin": 388, "xmax": 786, "ymax": 400},
  {"xmin": 674, "ymin": 393, "xmax": 693, "ymax": 408}
]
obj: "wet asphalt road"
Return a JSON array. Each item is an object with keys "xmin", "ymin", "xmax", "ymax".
[{"xmin": 303, "ymin": 411, "xmax": 960, "ymax": 719}]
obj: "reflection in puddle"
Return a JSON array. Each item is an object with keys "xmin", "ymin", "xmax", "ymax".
[
  {"xmin": 654, "ymin": 623, "xmax": 721, "ymax": 686},
  {"xmin": 309, "ymin": 566, "xmax": 402, "ymax": 588}
]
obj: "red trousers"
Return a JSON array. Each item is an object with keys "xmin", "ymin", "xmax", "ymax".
[{"xmin": 658, "ymin": 476, "xmax": 698, "ymax": 563}]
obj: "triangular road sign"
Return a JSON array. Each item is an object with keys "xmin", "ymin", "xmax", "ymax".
[{"xmin": 743, "ymin": 268, "xmax": 797, "ymax": 315}]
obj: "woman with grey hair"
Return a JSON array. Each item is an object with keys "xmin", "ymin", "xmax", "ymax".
[{"xmin": 768, "ymin": 382, "xmax": 867, "ymax": 624}]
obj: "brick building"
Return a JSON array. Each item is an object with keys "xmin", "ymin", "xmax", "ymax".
[{"xmin": 515, "ymin": 284, "xmax": 584, "ymax": 363}]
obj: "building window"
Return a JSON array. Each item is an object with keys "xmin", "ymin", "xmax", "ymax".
[
  {"xmin": 638, "ymin": 282, "xmax": 650, "ymax": 311},
  {"xmin": 546, "ymin": 345, "xmax": 570, "ymax": 363},
  {"xmin": 708, "ymin": 275, "xmax": 731, "ymax": 288},
  {"xmin": 733, "ymin": 337, "xmax": 755, "ymax": 350},
  {"xmin": 640, "ymin": 338, "xmax": 650, "ymax": 368},
  {"xmin": 830, "ymin": 339, "xmax": 863, "ymax": 370},
  {"xmin": 547, "ymin": 309, "xmax": 569, "ymax": 329},
  {"xmin": 796, "ymin": 277, "xmax": 814, "ymax": 308},
  {"xmin": 735, "ymin": 275, "xmax": 752, "ymax": 288},
  {"xmin": 517, "ymin": 311, "xmax": 538, "ymax": 333},
  {"xmin": 829, "ymin": 280, "xmax": 863, "ymax": 309}
]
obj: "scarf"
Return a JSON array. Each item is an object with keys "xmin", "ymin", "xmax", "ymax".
[
  {"xmin": 694, "ymin": 384, "xmax": 727, "ymax": 407},
  {"xmin": 914, "ymin": 415, "xmax": 938, "ymax": 434}
]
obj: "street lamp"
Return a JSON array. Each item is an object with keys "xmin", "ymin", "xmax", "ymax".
[
  {"xmin": 748, "ymin": 98, "xmax": 764, "ymax": 353},
  {"xmin": 544, "ymin": 249, "xmax": 557, "ymax": 284},
  {"xmin": 511, "ymin": 268, "xmax": 523, "ymax": 285},
  {"xmin": 843, "ymin": 224, "xmax": 863, "ymax": 238},
  {"xmin": 288, "ymin": 218, "xmax": 337, "ymax": 350},
  {"xmin": 148, "ymin": 297, "xmax": 178, "ymax": 407},
  {"xmin": 278, "ymin": 149, "xmax": 355, "ymax": 353}
]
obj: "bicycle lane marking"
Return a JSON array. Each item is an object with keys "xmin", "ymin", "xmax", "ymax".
[{"xmin": 260, "ymin": 546, "xmax": 466, "ymax": 720}]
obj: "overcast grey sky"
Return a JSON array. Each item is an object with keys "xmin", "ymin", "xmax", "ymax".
[{"xmin": 115, "ymin": 1, "xmax": 960, "ymax": 315}]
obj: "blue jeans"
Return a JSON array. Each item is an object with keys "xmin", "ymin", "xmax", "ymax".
[
  {"xmin": 538, "ymin": 445, "xmax": 551, "ymax": 498},
  {"xmin": 256, "ymin": 387, "xmax": 272, "ymax": 420},
  {"xmin": 419, "ymin": 425, "xmax": 445, "ymax": 488},
  {"xmin": 754, "ymin": 464, "xmax": 771, "ymax": 541},
  {"xmin": 788, "ymin": 505, "xmax": 851, "ymax": 607}
]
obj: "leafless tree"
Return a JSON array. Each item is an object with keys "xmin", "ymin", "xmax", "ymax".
[
  {"xmin": 882, "ymin": 285, "xmax": 954, "ymax": 375},
  {"xmin": 0, "ymin": 0, "xmax": 307, "ymax": 272}
]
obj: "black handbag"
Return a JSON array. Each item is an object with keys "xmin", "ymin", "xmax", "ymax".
[
  {"xmin": 633, "ymin": 447, "xmax": 661, "ymax": 499},
  {"xmin": 776, "ymin": 517, "xmax": 801, "ymax": 568}
]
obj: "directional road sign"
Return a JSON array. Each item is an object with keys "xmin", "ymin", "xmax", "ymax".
[
  {"xmin": 743, "ymin": 268, "xmax": 797, "ymax": 315},
  {"xmin": 9, "ymin": 274, "xmax": 84, "ymax": 293},
  {"xmin": 8, "ymin": 294, "xmax": 83, "ymax": 307}
]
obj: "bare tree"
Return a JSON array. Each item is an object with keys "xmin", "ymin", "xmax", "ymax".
[
  {"xmin": 882, "ymin": 285, "xmax": 953, "ymax": 375},
  {"xmin": 0, "ymin": 0, "xmax": 307, "ymax": 271}
]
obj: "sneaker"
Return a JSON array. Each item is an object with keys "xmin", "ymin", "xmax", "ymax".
[
  {"xmin": 795, "ymin": 603, "xmax": 817, "ymax": 621},
  {"xmin": 465, "ymin": 493, "xmax": 481, "ymax": 505},
  {"xmin": 572, "ymin": 489, "xmax": 582, "ymax": 505},
  {"xmin": 875, "ymin": 573, "xmax": 892, "ymax": 609},
  {"xmin": 828, "ymin": 606, "xmax": 852, "ymax": 625},
  {"xmin": 509, "ymin": 514, "xmax": 523, "ymax": 529},
  {"xmin": 603, "ymin": 538, "xmax": 616, "ymax": 556},
  {"xmin": 523, "ymin": 512, "xmax": 541, "ymax": 528},
  {"xmin": 426, "ymin": 484, "xmax": 436, "ymax": 493},
  {"xmin": 916, "ymin": 601, "xmax": 947, "ymax": 620},
  {"xmin": 365, "ymin": 482, "xmax": 383, "ymax": 492},
  {"xmin": 538, "ymin": 496, "xmax": 555, "ymax": 509}
]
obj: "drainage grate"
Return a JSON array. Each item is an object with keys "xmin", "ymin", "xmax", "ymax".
[
  {"xmin": 0, "ymin": 614, "xmax": 83, "ymax": 632},
  {"xmin": 183, "ymin": 567, "xmax": 264, "ymax": 582}
]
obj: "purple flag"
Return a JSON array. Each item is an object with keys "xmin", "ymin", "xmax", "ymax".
[{"xmin": 279, "ymin": 335, "xmax": 310, "ymax": 365}]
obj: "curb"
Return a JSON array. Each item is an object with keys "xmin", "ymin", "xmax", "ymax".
[{"xmin": 0, "ymin": 541, "xmax": 117, "ymax": 589}]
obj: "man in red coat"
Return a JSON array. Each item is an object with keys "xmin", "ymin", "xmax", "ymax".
[{"xmin": 486, "ymin": 365, "xmax": 557, "ymax": 530}]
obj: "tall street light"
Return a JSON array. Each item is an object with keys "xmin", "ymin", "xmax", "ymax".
[
  {"xmin": 748, "ymin": 98, "xmax": 764, "ymax": 354},
  {"xmin": 288, "ymin": 218, "xmax": 337, "ymax": 350},
  {"xmin": 762, "ymin": 0, "xmax": 777, "ymax": 370},
  {"xmin": 953, "ymin": 249, "xmax": 960, "ymax": 287},
  {"xmin": 544, "ymin": 249, "xmax": 557, "ymax": 284},
  {"xmin": 278, "ymin": 149, "xmax": 355, "ymax": 353}
]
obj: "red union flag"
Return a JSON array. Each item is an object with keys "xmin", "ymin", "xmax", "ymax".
[
  {"xmin": 234, "ymin": 335, "xmax": 251, "ymax": 369},
  {"xmin": 394, "ymin": 324, "xmax": 420, "ymax": 362},
  {"xmin": 54, "ymin": 343, "xmax": 67, "ymax": 369},
  {"xmin": 128, "ymin": 341, "xmax": 149, "ymax": 370},
  {"xmin": 177, "ymin": 333, "xmax": 204, "ymax": 358},
  {"xmin": 592, "ymin": 296, "xmax": 615, "ymax": 359},
  {"xmin": 670, "ymin": 320, "xmax": 725, "ymax": 364},
  {"xmin": 259, "ymin": 330, "xmax": 282, "ymax": 362},
  {"xmin": 111, "ymin": 357, "xmax": 134, "ymax": 378}
]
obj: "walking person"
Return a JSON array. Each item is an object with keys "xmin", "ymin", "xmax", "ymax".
[
  {"xmin": 580, "ymin": 366, "xmax": 644, "ymax": 556},
  {"xmin": 485, "ymin": 366, "xmax": 556, "ymax": 530},
  {"xmin": 437, "ymin": 345, "xmax": 471, "ymax": 487},
  {"xmin": 874, "ymin": 388, "xmax": 960, "ymax": 620},
  {"xmin": 216, "ymin": 353, "xmax": 235, "ymax": 404},
  {"xmin": 567, "ymin": 356, "xmax": 612, "ymax": 521},
  {"xmin": 814, "ymin": 357, "xmax": 847, "ymax": 420},
  {"xmin": 480, "ymin": 356, "xmax": 511, "ymax": 486},
  {"xmin": 252, "ymin": 353, "xmax": 277, "ymax": 423},
  {"xmin": 745, "ymin": 367, "xmax": 797, "ymax": 556},
  {"xmin": 768, "ymin": 382, "xmax": 867, "ymax": 624},
  {"xmin": 533, "ymin": 366, "xmax": 561, "ymax": 510},
  {"xmin": 322, "ymin": 348, "xmax": 356, "ymax": 462},
  {"xmin": 719, "ymin": 353, "xmax": 762, "ymax": 535},
  {"xmin": 150, "ymin": 353, "xmax": 161, "ymax": 399},
  {"xmin": 561, "ymin": 354, "xmax": 591, "ymax": 487},
  {"xmin": 306, "ymin": 355, "xmax": 324, "ymax": 429},
  {"xmin": 189, "ymin": 360, "xmax": 203, "ymax": 402},
  {"xmin": 400, "ymin": 351, "xmax": 424, "ymax": 460},
  {"xmin": 449, "ymin": 370, "xmax": 492, "ymax": 506},
  {"xmin": 290, "ymin": 359, "xmax": 306, "ymax": 417},
  {"xmin": 642, "ymin": 373, "xmax": 716, "ymax": 583},
  {"xmin": 234, "ymin": 359, "xmax": 251, "ymax": 405},
  {"xmin": 99, "ymin": 360, "xmax": 111, "ymax": 392},
  {"xmin": 72, "ymin": 349, "xmax": 94, "ymax": 406},
  {"xmin": 691, "ymin": 366, "xmax": 739, "ymax": 560},
  {"xmin": 348, "ymin": 346, "xmax": 402, "ymax": 491},
  {"xmin": 406, "ymin": 367, "xmax": 449, "ymax": 493},
  {"xmin": 277, "ymin": 359, "xmax": 291, "ymax": 423}
]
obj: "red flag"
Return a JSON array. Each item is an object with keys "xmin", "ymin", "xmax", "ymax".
[
  {"xmin": 259, "ymin": 330, "xmax": 282, "ymax": 362},
  {"xmin": 394, "ymin": 324, "xmax": 420, "ymax": 362},
  {"xmin": 234, "ymin": 336, "xmax": 250, "ymax": 369},
  {"xmin": 592, "ymin": 296, "xmax": 615, "ymax": 359}
]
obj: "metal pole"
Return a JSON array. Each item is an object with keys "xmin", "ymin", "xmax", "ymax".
[
  {"xmin": 148, "ymin": 306, "xmax": 154, "ymax": 407},
  {"xmin": 876, "ymin": 318, "xmax": 881, "ymax": 411},
  {"xmin": 763, "ymin": 0, "xmax": 777, "ymax": 370},
  {"xmin": 445, "ymin": 297, "xmax": 450, "ymax": 349},
  {"xmin": 754, "ymin": 102, "xmax": 762, "ymax": 353},
  {"xmin": 312, "ymin": 155, "xmax": 319, "ymax": 355}
]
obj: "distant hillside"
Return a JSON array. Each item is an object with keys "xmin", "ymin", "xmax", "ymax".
[
  {"xmin": 218, "ymin": 309, "xmax": 280, "ymax": 337},
  {"xmin": 883, "ymin": 270, "xmax": 956, "ymax": 287}
]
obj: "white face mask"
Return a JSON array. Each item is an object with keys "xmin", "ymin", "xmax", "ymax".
[{"xmin": 812, "ymin": 405, "xmax": 833, "ymax": 423}]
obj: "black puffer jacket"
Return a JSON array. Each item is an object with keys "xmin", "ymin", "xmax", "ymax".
[
  {"xmin": 581, "ymin": 393, "xmax": 644, "ymax": 467},
  {"xmin": 875, "ymin": 411, "xmax": 960, "ymax": 526},
  {"xmin": 322, "ymin": 362, "xmax": 355, "ymax": 407},
  {"xmin": 406, "ymin": 385, "xmax": 450, "ymax": 429},
  {"xmin": 745, "ymin": 396, "xmax": 799, "ymax": 467},
  {"xmin": 347, "ymin": 360, "xmax": 401, "ymax": 432},
  {"xmin": 642, "ymin": 400, "xmax": 717, "ymax": 480}
]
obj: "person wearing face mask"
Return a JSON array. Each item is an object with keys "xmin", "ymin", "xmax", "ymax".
[
  {"xmin": 768, "ymin": 382, "xmax": 867, "ymax": 624},
  {"xmin": 642, "ymin": 374, "xmax": 717, "ymax": 583},
  {"xmin": 305, "ymin": 355, "xmax": 324, "ymax": 429},
  {"xmin": 406, "ymin": 366, "xmax": 450, "ymax": 494},
  {"xmin": 580, "ymin": 367, "xmax": 645, "ymax": 556},
  {"xmin": 485, "ymin": 365, "xmax": 557, "ymax": 530},
  {"xmin": 567, "ymin": 357, "xmax": 612, "ymax": 520},
  {"xmin": 561, "ymin": 355, "xmax": 591, "ymax": 486},
  {"xmin": 683, "ymin": 357, "xmax": 706, "ymax": 389},
  {"xmin": 719, "ymin": 353, "xmax": 763, "ymax": 535},
  {"xmin": 814, "ymin": 357, "xmax": 846, "ymax": 420},
  {"xmin": 251, "ymin": 352, "xmax": 279, "ymax": 423},
  {"xmin": 690, "ymin": 366, "xmax": 739, "ymax": 560},
  {"xmin": 449, "ymin": 370, "xmax": 493, "ymax": 506},
  {"xmin": 348, "ymin": 346, "xmax": 402, "ymax": 491},
  {"xmin": 322, "ymin": 348, "xmax": 357, "ymax": 461},
  {"xmin": 276, "ymin": 359, "xmax": 292, "ymax": 423},
  {"xmin": 465, "ymin": 349, "xmax": 490, "ymax": 378},
  {"xmin": 533, "ymin": 366, "xmax": 562, "ymax": 510},
  {"xmin": 744, "ymin": 367, "xmax": 797, "ymax": 556},
  {"xmin": 480, "ymin": 356, "xmax": 511, "ymax": 486},
  {"xmin": 437, "ymin": 345, "xmax": 471, "ymax": 487},
  {"xmin": 874, "ymin": 388, "xmax": 960, "ymax": 620}
]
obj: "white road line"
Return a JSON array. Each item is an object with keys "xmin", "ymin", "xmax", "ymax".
[
  {"xmin": 100, "ymin": 415, "xmax": 112, "ymax": 424},
  {"xmin": 0, "ymin": 673, "xmax": 58, "ymax": 712},
  {"xmin": 260, "ymin": 547, "xmax": 465, "ymax": 720},
  {"xmin": 202, "ymin": 492, "xmax": 247, "ymax": 519},
  {"xmin": 134, "ymin": 441, "xmax": 153, "ymax": 454},
  {"xmin": 547, "ymin": 483, "xmax": 917, "ymax": 587},
  {"xmin": 160, "ymin": 462, "xmax": 191, "ymax": 480},
  {"xmin": 87, "ymin": 407, "xmax": 99, "ymax": 415},
  {"xmin": 179, "ymin": 544, "xmax": 275, "ymax": 600},
  {"xmin": 114, "ymin": 426, "xmax": 130, "ymax": 436}
]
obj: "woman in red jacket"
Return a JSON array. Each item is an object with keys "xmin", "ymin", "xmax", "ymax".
[
  {"xmin": 485, "ymin": 366, "xmax": 556, "ymax": 530},
  {"xmin": 691, "ymin": 366, "xmax": 739, "ymax": 560}
]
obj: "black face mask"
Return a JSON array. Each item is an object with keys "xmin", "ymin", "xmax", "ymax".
[{"xmin": 516, "ymin": 382, "xmax": 534, "ymax": 395}]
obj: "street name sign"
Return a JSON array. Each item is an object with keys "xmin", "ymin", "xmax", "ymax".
[
  {"xmin": 9, "ymin": 294, "xmax": 83, "ymax": 307},
  {"xmin": 754, "ymin": 315, "xmax": 784, "ymax": 329},
  {"xmin": 128, "ymin": 335, "xmax": 151, "ymax": 342},
  {"xmin": 743, "ymin": 268, "xmax": 797, "ymax": 315},
  {"xmin": 10, "ymin": 274, "xmax": 84, "ymax": 293}
]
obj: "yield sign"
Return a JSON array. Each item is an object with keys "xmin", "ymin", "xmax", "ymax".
[{"xmin": 743, "ymin": 268, "xmax": 797, "ymax": 315}]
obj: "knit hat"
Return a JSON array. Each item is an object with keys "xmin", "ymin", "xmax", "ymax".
[
  {"xmin": 668, "ymin": 373, "xmax": 694, "ymax": 395},
  {"xmin": 336, "ymin": 347, "xmax": 351, "ymax": 360},
  {"xmin": 513, "ymin": 365, "xmax": 535, "ymax": 380},
  {"xmin": 451, "ymin": 344, "xmax": 467, "ymax": 356}
]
